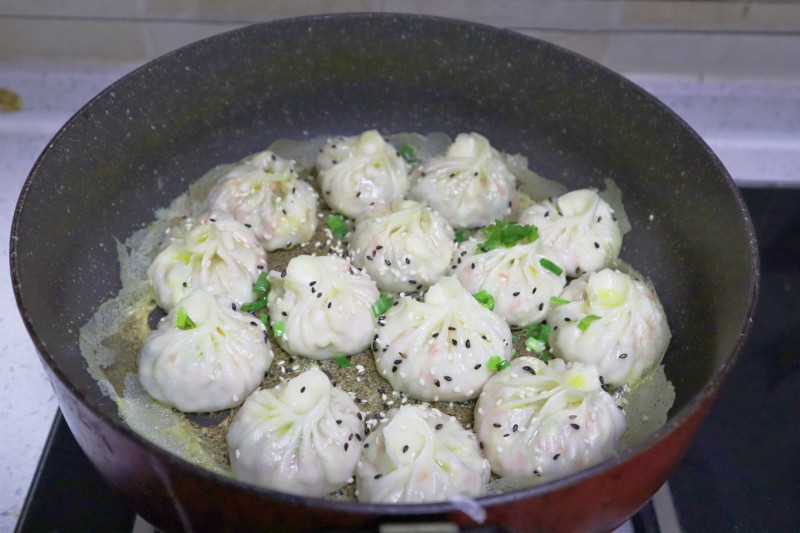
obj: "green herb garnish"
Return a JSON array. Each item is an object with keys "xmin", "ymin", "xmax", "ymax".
[
  {"xmin": 176, "ymin": 307, "xmax": 196, "ymax": 330},
  {"xmin": 525, "ymin": 336, "xmax": 546, "ymax": 353},
  {"xmin": 538, "ymin": 351, "xmax": 552, "ymax": 363},
  {"xmin": 550, "ymin": 296, "xmax": 570, "ymax": 306},
  {"xmin": 539, "ymin": 258, "xmax": 564, "ymax": 276},
  {"xmin": 334, "ymin": 355, "xmax": 352, "ymax": 368},
  {"xmin": 272, "ymin": 321, "xmax": 286, "ymax": 337},
  {"xmin": 525, "ymin": 323, "xmax": 551, "ymax": 346},
  {"xmin": 398, "ymin": 144, "xmax": 419, "ymax": 164},
  {"xmin": 253, "ymin": 271, "xmax": 270, "ymax": 296},
  {"xmin": 454, "ymin": 228, "xmax": 470, "ymax": 243},
  {"xmin": 371, "ymin": 294, "xmax": 394, "ymax": 317},
  {"xmin": 479, "ymin": 220, "xmax": 538, "ymax": 253},
  {"xmin": 578, "ymin": 314, "xmax": 602, "ymax": 331},
  {"xmin": 327, "ymin": 214, "xmax": 349, "ymax": 241},
  {"xmin": 474, "ymin": 290, "xmax": 495, "ymax": 310},
  {"xmin": 240, "ymin": 298, "xmax": 267, "ymax": 312},
  {"xmin": 241, "ymin": 272, "xmax": 271, "ymax": 312},
  {"xmin": 487, "ymin": 356, "xmax": 510, "ymax": 372}
]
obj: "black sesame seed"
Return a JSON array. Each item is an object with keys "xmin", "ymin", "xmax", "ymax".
[
  {"xmin": 281, "ymin": 271, "xmax": 286, "ymax": 278},
  {"xmin": 432, "ymin": 332, "xmax": 439, "ymax": 338},
  {"xmin": 564, "ymin": 317, "xmax": 571, "ymax": 322},
  {"xmin": 405, "ymin": 257, "xmax": 411, "ymax": 264},
  {"xmin": 493, "ymin": 423, "xmax": 501, "ymax": 428},
  {"xmin": 538, "ymin": 303, "xmax": 544, "ymax": 311},
  {"xmin": 553, "ymin": 454, "xmax": 561, "ymax": 460},
  {"xmin": 364, "ymin": 443, "xmax": 369, "ymax": 448},
  {"xmin": 444, "ymin": 376, "xmax": 452, "ymax": 382},
  {"xmin": 327, "ymin": 302, "xmax": 332, "ymax": 309},
  {"xmin": 182, "ymin": 282, "xmax": 188, "ymax": 288},
  {"xmin": 336, "ymin": 419, "xmax": 342, "ymax": 425},
  {"xmin": 434, "ymin": 379, "xmax": 441, "ymax": 387},
  {"xmin": 281, "ymin": 311, "xmax": 287, "ymax": 316},
  {"xmin": 344, "ymin": 442, "xmax": 349, "ymax": 451},
  {"xmin": 544, "ymin": 210, "xmax": 550, "ymax": 217},
  {"xmin": 513, "ymin": 424, "xmax": 519, "ymax": 432},
  {"xmin": 435, "ymin": 423, "xmax": 443, "ymax": 430},
  {"xmin": 471, "ymin": 263, "xmax": 475, "ymax": 269},
  {"xmin": 348, "ymin": 434, "xmax": 353, "ymax": 441},
  {"xmin": 481, "ymin": 335, "xmax": 488, "ymax": 340},
  {"xmin": 452, "ymin": 339, "xmax": 458, "ymax": 346},
  {"xmin": 250, "ymin": 321, "xmax": 257, "ymax": 326},
  {"xmin": 317, "ymin": 293, "xmax": 322, "ymax": 299},
  {"xmin": 355, "ymin": 434, "xmax": 362, "ymax": 441},
  {"xmin": 503, "ymin": 433, "xmax": 510, "ymax": 438},
  {"xmin": 385, "ymin": 259, "xmax": 392, "ymax": 266},
  {"xmin": 231, "ymin": 303, "xmax": 237, "ymax": 311},
  {"xmin": 300, "ymin": 386, "xmax": 306, "ymax": 393},
  {"xmin": 257, "ymin": 265, "xmax": 264, "ymax": 270},
  {"xmin": 448, "ymin": 326, "xmax": 456, "ymax": 331},
  {"xmin": 523, "ymin": 366, "xmax": 536, "ymax": 375},
  {"xmin": 408, "ymin": 280, "xmax": 417, "ymax": 285},
  {"xmin": 374, "ymin": 473, "xmax": 382, "ymax": 479},
  {"xmin": 466, "ymin": 339, "xmax": 471, "ymax": 348},
  {"xmin": 619, "ymin": 353, "xmax": 628, "ymax": 359},
  {"xmin": 392, "ymin": 366, "xmax": 397, "ymax": 373},
  {"xmin": 367, "ymin": 256, "xmax": 374, "ymax": 261},
  {"xmin": 356, "ymin": 192, "xmax": 361, "ymax": 197},
  {"xmin": 513, "ymin": 291, "xmax": 520, "ymax": 296},
  {"xmin": 393, "ymin": 359, "xmax": 402, "ymax": 365},
  {"xmin": 310, "ymin": 280, "xmax": 317, "ymax": 286},
  {"xmin": 474, "ymin": 364, "xmax": 482, "ymax": 370},
  {"xmin": 532, "ymin": 287, "xmax": 537, "ymax": 295},
  {"xmin": 594, "ymin": 241, "xmax": 600, "ymax": 249},
  {"xmin": 209, "ymin": 217, "xmax": 216, "ymax": 222},
  {"xmin": 600, "ymin": 376, "xmax": 605, "ymax": 385},
  {"xmin": 571, "ymin": 423, "xmax": 580, "ymax": 430},
  {"xmin": 403, "ymin": 445, "xmax": 409, "ymax": 453},
  {"xmin": 376, "ymin": 245, "xmax": 384, "ymax": 250},
  {"xmin": 597, "ymin": 216, "xmax": 602, "ymax": 223}
]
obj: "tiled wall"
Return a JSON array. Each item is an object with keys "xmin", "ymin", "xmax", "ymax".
[{"xmin": 1, "ymin": 1, "xmax": 799, "ymax": 79}]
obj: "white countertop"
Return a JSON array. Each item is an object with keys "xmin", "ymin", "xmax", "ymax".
[{"xmin": 1, "ymin": 48, "xmax": 799, "ymax": 532}]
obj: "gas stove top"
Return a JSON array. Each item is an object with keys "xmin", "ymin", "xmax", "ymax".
[{"xmin": 14, "ymin": 187, "xmax": 800, "ymax": 532}]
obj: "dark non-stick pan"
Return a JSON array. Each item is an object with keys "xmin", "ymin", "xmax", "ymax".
[{"xmin": 11, "ymin": 13, "xmax": 758, "ymax": 533}]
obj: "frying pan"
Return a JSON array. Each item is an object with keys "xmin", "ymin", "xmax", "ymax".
[{"xmin": 11, "ymin": 13, "xmax": 758, "ymax": 533}]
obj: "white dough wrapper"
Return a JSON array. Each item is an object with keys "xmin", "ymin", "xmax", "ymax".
[
  {"xmin": 356, "ymin": 405, "xmax": 490, "ymax": 503},
  {"xmin": 316, "ymin": 130, "xmax": 410, "ymax": 218},
  {"xmin": 137, "ymin": 289, "xmax": 273, "ymax": 413},
  {"xmin": 409, "ymin": 132, "xmax": 517, "ymax": 228},
  {"xmin": 547, "ymin": 268, "xmax": 671, "ymax": 386},
  {"xmin": 453, "ymin": 239, "xmax": 566, "ymax": 328},
  {"xmin": 268, "ymin": 255, "xmax": 380, "ymax": 359},
  {"xmin": 373, "ymin": 277, "xmax": 513, "ymax": 402},
  {"xmin": 147, "ymin": 213, "xmax": 267, "ymax": 311},
  {"xmin": 206, "ymin": 149, "xmax": 318, "ymax": 251},
  {"xmin": 518, "ymin": 189, "xmax": 622, "ymax": 278},
  {"xmin": 227, "ymin": 368, "xmax": 364, "ymax": 497},
  {"xmin": 350, "ymin": 200, "xmax": 456, "ymax": 292},
  {"xmin": 474, "ymin": 357, "xmax": 626, "ymax": 481}
]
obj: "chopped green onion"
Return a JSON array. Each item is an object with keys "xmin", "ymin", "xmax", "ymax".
[
  {"xmin": 272, "ymin": 321, "xmax": 286, "ymax": 337},
  {"xmin": 525, "ymin": 336, "xmax": 546, "ymax": 353},
  {"xmin": 258, "ymin": 313, "xmax": 272, "ymax": 335},
  {"xmin": 538, "ymin": 351, "xmax": 552, "ymax": 363},
  {"xmin": 240, "ymin": 298, "xmax": 268, "ymax": 312},
  {"xmin": 371, "ymin": 294, "xmax": 393, "ymax": 317},
  {"xmin": 253, "ymin": 272, "xmax": 270, "ymax": 295},
  {"xmin": 334, "ymin": 355, "xmax": 352, "ymax": 368},
  {"xmin": 398, "ymin": 144, "xmax": 419, "ymax": 164},
  {"xmin": 525, "ymin": 323, "xmax": 551, "ymax": 344},
  {"xmin": 511, "ymin": 334, "xmax": 519, "ymax": 343},
  {"xmin": 539, "ymin": 258, "xmax": 564, "ymax": 276},
  {"xmin": 488, "ymin": 356, "xmax": 511, "ymax": 371},
  {"xmin": 176, "ymin": 307, "xmax": 196, "ymax": 330},
  {"xmin": 327, "ymin": 214, "xmax": 348, "ymax": 241},
  {"xmin": 578, "ymin": 314, "xmax": 602, "ymax": 331},
  {"xmin": 550, "ymin": 296, "xmax": 570, "ymax": 306},
  {"xmin": 474, "ymin": 290, "xmax": 495, "ymax": 310},
  {"xmin": 478, "ymin": 220, "xmax": 538, "ymax": 252},
  {"xmin": 454, "ymin": 228, "xmax": 470, "ymax": 243}
]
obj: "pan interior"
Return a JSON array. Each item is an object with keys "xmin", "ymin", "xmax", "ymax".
[{"xmin": 13, "ymin": 14, "xmax": 756, "ymax": 502}]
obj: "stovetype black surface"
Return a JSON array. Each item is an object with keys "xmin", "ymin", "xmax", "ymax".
[
  {"xmin": 668, "ymin": 187, "xmax": 800, "ymax": 533},
  {"xmin": 16, "ymin": 188, "xmax": 799, "ymax": 533}
]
